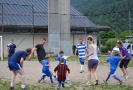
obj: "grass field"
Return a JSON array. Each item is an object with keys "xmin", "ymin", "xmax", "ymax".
[{"xmin": 0, "ymin": 78, "xmax": 133, "ymax": 90}]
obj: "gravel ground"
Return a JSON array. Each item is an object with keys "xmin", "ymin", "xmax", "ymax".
[{"xmin": 0, "ymin": 61, "xmax": 133, "ymax": 86}]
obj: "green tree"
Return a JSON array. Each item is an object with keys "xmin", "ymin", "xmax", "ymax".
[
  {"xmin": 118, "ymin": 30, "xmax": 130, "ymax": 38},
  {"xmin": 106, "ymin": 39, "xmax": 117, "ymax": 50}
]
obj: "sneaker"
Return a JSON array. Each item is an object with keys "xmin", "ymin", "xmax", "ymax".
[
  {"xmin": 86, "ymin": 82, "xmax": 92, "ymax": 86},
  {"xmin": 119, "ymin": 80, "xmax": 122, "ymax": 85},
  {"xmin": 82, "ymin": 70, "xmax": 84, "ymax": 73},
  {"xmin": 9, "ymin": 87, "xmax": 14, "ymax": 90},
  {"xmin": 37, "ymin": 80, "xmax": 41, "ymax": 83},
  {"xmin": 95, "ymin": 80, "xmax": 99, "ymax": 85},
  {"xmin": 80, "ymin": 70, "xmax": 82, "ymax": 73},
  {"xmin": 67, "ymin": 77, "xmax": 70, "ymax": 81},
  {"xmin": 126, "ymin": 76, "xmax": 130, "ymax": 79},
  {"xmin": 21, "ymin": 88, "xmax": 27, "ymax": 90},
  {"xmin": 122, "ymin": 74, "xmax": 126, "ymax": 77},
  {"xmin": 103, "ymin": 80, "xmax": 107, "ymax": 84}
]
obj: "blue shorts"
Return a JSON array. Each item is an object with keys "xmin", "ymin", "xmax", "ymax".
[
  {"xmin": 110, "ymin": 70, "xmax": 116, "ymax": 74},
  {"xmin": 8, "ymin": 61, "xmax": 21, "ymax": 71},
  {"xmin": 79, "ymin": 58, "xmax": 84, "ymax": 63},
  {"xmin": 42, "ymin": 70, "xmax": 52, "ymax": 77}
]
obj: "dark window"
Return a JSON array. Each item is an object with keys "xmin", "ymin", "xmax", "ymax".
[{"xmin": 127, "ymin": 44, "xmax": 130, "ymax": 49}]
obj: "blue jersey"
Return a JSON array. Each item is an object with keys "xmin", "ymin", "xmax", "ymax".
[
  {"xmin": 106, "ymin": 56, "xmax": 121, "ymax": 71},
  {"xmin": 8, "ymin": 51, "xmax": 27, "ymax": 64},
  {"xmin": 56, "ymin": 56, "xmax": 69, "ymax": 65},
  {"xmin": 76, "ymin": 43, "xmax": 87, "ymax": 58},
  {"xmin": 42, "ymin": 60, "xmax": 50, "ymax": 72},
  {"xmin": 7, "ymin": 43, "xmax": 16, "ymax": 53}
]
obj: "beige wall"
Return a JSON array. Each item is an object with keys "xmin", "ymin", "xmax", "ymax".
[{"xmin": 0, "ymin": 33, "xmax": 97, "ymax": 56}]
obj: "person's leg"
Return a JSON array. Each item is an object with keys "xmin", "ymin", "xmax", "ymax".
[
  {"xmin": 105, "ymin": 72, "xmax": 111, "ymax": 82},
  {"xmin": 17, "ymin": 68, "xmax": 26, "ymax": 89},
  {"xmin": 123, "ymin": 60, "xmax": 130, "ymax": 79},
  {"xmin": 112, "ymin": 74, "xmax": 121, "ymax": 81},
  {"xmin": 119, "ymin": 60, "xmax": 126, "ymax": 76},
  {"xmin": 49, "ymin": 74, "xmax": 54, "ymax": 83},
  {"xmin": 10, "ymin": 71, "xmax": 17, "ymax": 88},
  {"xmin": 66, "ymin": 72, "xmax": 69, "ymax": 80},
  {"xmin": 58, "ymin": 81, "xmax": 61, "ymax": 88},
  {"xmin": 79, "ymin": 58, "xmax": 84, "ymax": 72}
]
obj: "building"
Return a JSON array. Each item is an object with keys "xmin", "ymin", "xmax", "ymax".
[{"xmin": 0, "ymin": 0, "xmax": 110, "ymax": 56}]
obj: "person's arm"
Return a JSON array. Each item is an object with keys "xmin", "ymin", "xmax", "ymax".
[
  {"xmin": 74, "ymin": 45, "xmax": 77, "ymax": 56},
  {"xmin": 66, "ymin": 65, "xmax": 70, "ymax": 74},
  {"xmin": 20, "ymin": 58, "xmax": 24, "ymax": 68},
  {"xmin": 121, "ymin": 48, "xmax": 128, "ymax": 59},
  {"xmin": 28, "ymin": 47, "xmax": 37, "ymax": 60},
  {"xmin": 54, "ymin": 65, "xmax": 58, "ymax": 73},
  {"xmin": 85, "ymin": 45, "xmax": 88, "ymax": 55},
  {"xmin": 14, "ymin": 44, "xmax": 17, "ymax": 52},
  {"xmin": 84, "ymin": 45, "xmax": 94, "ymax": 59},
  {"xmin": 6, "ymin": 48, "xmax": 9, "ymax": 56}
]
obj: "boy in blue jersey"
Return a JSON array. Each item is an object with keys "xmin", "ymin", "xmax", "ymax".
[
  {"xmin": 55, "ymin": 51, "xmax": 72, "ymax": 81},
  {"xmin": 6, "ymin": 39, "xmax": 16, "ymax": 58},
  {"xmin": 75, "ymin": 38, "xmax": 88, "ymax": 73},
  {"xmin": 102, "ymin": 51, "xmax": 122, "ymax": 84},
  {"xmin": 8, "ymin": 48, "xmax": 31, "ymax": 90},
  {"xmin": 38, "ymin": 56, "xmax": 54, "ymax": 84}
]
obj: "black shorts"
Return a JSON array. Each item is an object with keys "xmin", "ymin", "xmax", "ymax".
[
  {"xmin": 119, "ymin": 59, "xmax": 130, "ymax": 68},
  {"xmin": 88, "ymin": 59, "xmax": 98, "ymax": 69}
]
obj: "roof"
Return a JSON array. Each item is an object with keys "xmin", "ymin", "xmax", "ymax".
[{"xmin": 0, "ymin": 0, "xmax": 111, "ymax": 31}]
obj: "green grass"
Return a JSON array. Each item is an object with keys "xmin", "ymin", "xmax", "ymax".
[
  {"xmin": 2, "ymin": 56, "xmax": 133, "ymax": 67},
  {"xmin": 0, "ymin": 78, "xmax": 133, "ymax": 90}
]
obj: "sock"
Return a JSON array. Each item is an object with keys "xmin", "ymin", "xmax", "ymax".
[
  {"xmin": 10, "ymin": 83, "xmax": 14, "ymax": 87},
  {"xmin": 21, "ymin": 85, "xmax": 25, "ymax": 89},
  {"xmin": 106, "ymin": 73, "xmax": 111, "ymax": 82},
  {"xmin": 81, "ymin": 65, "xmax": 84, "ymax": 70},
  {"xmin": 113, "ymin": 75, "xmax": 120, "ymax": 81}
]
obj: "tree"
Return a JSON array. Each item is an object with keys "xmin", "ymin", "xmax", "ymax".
[{"xmin": 118, "ymin": 30, "xmax": 130, "ymax": 38}]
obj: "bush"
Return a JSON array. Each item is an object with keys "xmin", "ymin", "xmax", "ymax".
[
  {"xmin": 106, "ymin": 39, "xmax": 117, "ymax": 50},
  {"xmin": 100, "ymin": 46, "xmax": 108, "ymax": 53}
]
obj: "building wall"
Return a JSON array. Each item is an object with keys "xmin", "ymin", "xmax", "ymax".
[{"xmin": 0, "ymin": 33, "xmax": 97, "ymax": 57}]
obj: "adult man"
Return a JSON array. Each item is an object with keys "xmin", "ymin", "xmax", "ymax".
[
  {"xmin": 7, "ymin": 39, "xmax": 16, "ymax": 58},
  {"xmin": 8, "ymin": 48, "xmax": 32, "ymax": 90},
  {"xmin": 75, "ymin": 38, "xmax": 88, "ymax": 73},
  {"xmin": 28, "ymin": 38, "xmax": 46, "ymax": 64}
]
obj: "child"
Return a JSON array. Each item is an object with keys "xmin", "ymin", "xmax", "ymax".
[
  {"xmin": 38, "ymin": 56, "xmax": 55, "ymax": 84},
  {"xmin": 102, "ymin": 50, "xmax": 122, "ymax": 84},
  {"xmin": 54, "ymin": 58, "xmax": 70, "ymax": 89},
  {"xmin": 55, "ymin": 51, "xmax": 71, "ymax": 80}
]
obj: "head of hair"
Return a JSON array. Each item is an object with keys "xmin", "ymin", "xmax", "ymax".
[
  {"xmin": 87, "ymin": 35, "xmax": 93, "ymax": 41},
  {"xmin": 117, "ymin": 41, "xmax": 123, "ymax": 46},
  {"xmin": 112, "ymin": 50, "xmax": 120, "ymax": 56},
  {"xmin": 45, "ymin": 55, "xmax": 50, "ymax": 59},
  {"xmin": 59, "ymin": 51, "xmax": 64, "ymax": 54},
  {"xmin": 25, "ymin": 48, "xmax": 32, "ymax": 53},
  {"xmin": 11, "ymin": 39, "xmax": 14, "ymax": 41},
  {"xmin": 79, "ymin": 38, "xmax": 83, "ymax": 41},
  {"xmin": 60, "ymin": 58, "xmax": 64, "ymax": 63},
  {"xmin": 42, "ymin": 38, "xmax": 46, "ymax": 41}
]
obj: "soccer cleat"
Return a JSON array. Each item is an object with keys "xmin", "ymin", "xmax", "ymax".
[
  {"xmin": 21, "ymin": 88, "xmax": 27, "ymax": 90},
  {"xmin": 95, "ymin": 80, "xmax": 99, "ymax": 85},
  {"xmin": 103, "ymin": 80, "xmax": 108, "ymax": 84},
  {"xmin": 126, "ymin": 76, "xmax": 130, "ymax": 80},
  {"xmin": 9, "ymin": 87, "xmax": 14, "ymax": 90},
  {"xmin": 37, "ymin": 80, "xmax": 41, "ymax": 83},
  {"xmin": 119, "ymin": 80, "xmax": 122, "ymax": 85},
  {"xmin": 86, "ymin": 82, "xmax": 92, "ymax": 86}
]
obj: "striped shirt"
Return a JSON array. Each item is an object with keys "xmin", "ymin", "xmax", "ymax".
[
  {"xmin": 76, "ymin": 43, "xmax": 87, "ymax": 58},
  {"xmin": 54, "ymin": 63, "xmax": 70, "ymax": 81}
]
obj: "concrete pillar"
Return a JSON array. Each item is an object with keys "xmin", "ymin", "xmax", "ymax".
[{"xmin": 48, "ymin": 0, "xmax": 70, "ymax": 55}]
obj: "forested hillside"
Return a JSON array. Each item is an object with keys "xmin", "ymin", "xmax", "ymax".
[{"xmin": 71, "ymin": 0, "xmax": 133, "ymax": 33}]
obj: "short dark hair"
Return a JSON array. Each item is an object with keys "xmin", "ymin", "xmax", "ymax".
[
  {"xmin": 59, "ymin": 51, "xmax": 64, "ymax": 54},
  {"xmin": 42, "ymin": 38, "xmax": 46, "ymax": 41},
  {"xmin": 60, "ymin": 58, "xmax": 64, "ymax": 63},
  {"xmin": 25, "ymin": 48, "xmax": 32, "ymax": 53},
  {"xmin": 45, "ymin": 55, "xmax": 50, "ymax": 59},
  {"xmin": 11, "ymin": 39, "xmax": 14, "ymax": 41},
  {"xmin": 79, "ymin": 38, "xmax": 83, "ymax": 41}
]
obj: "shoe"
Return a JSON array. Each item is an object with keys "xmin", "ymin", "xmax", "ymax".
[
  {"xmin": 80, "ymin": 70, "xmax": 82, "ymax": 73},
  {"xmin": 86, "ymin": 82, "xmax": 92, "ymax": 86},
  {"xmin": 21, "ymin": 88, "xmax": 27, "ymax": 90},
  {"xmin": 119, "ymin": 80, "xmax": 122, "ymax": 85},
  {"xmin": 103, "ymin": 80, "xmax": 107, "ymax": 84},
  {"xmin": 126, "ymin": 76, "xmax": 130, "ymax": 79},
  {"xmin": 9, "ymin": 87, "xmax": 14, "ymax": 90},
  {"xmin": 122, "ymin": 74, "xmax": 126, "ymax": 77},
  {"xmin": 62, "ymin": 83, "xmax": 65, "ymax": 88},
  {"xmin": 67, "ymin": 77, "xmax": 70, "ymax": 81},
  {"xmin": 37, "ymin": 80, "xmax": 41, "ymax": 83},
  {"xmin": 82, "ymin": 70, "xmax": 84, "ymax": 73},
  {"xmin": 95, "ymin": 80, "xmax": 99, "ymax": 85}
]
